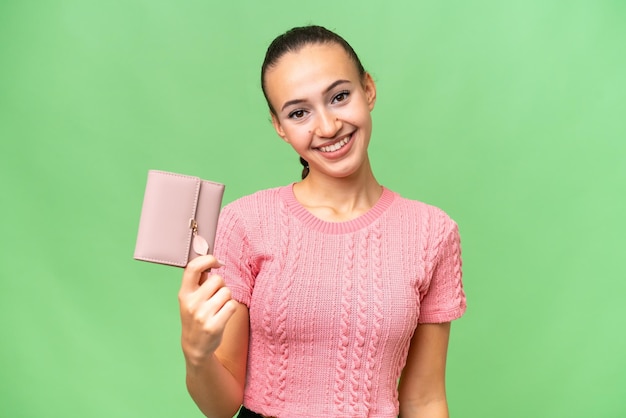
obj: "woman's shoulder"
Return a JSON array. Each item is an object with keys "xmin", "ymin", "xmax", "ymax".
[
  {"xmin": 388, "ymin": 188, "xmax": 457, "ymax": 227},
  {"xmin": 389, "ymin": 189, "xmax": 449, "ymax": 215}
]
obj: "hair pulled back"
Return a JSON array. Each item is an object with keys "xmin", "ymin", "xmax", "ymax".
[{"xmin": 261, "ymin": 25, "xmax": 366, "ymax": 179}]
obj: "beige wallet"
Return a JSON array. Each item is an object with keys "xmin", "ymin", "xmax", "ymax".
[{"xmin": 133, "ymin": 170, "xmax": 225, "ymax": 267}]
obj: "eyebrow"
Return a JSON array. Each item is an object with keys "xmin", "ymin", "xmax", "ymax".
[{"xmin": 280, "ymin": 79, "xmax": 351, "ymax": 112}]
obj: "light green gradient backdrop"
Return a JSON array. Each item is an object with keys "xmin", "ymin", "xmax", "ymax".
[{"xmin": 1, "ymin": 1, "xmax": 624, "ymax": 417}]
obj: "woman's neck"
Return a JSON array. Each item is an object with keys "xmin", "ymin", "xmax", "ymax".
[{"xmin": 292, "ymin": 162, "xmax": 382, "ymax": 222}]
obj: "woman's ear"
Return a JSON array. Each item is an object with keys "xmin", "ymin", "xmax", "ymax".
[
  {"xmin": 271, "ymin": 112, "xmax": 289, "ymax": 143},
  {"xmin": 363, "ymin": 72, "xmax": 377, "ymax": 111}
]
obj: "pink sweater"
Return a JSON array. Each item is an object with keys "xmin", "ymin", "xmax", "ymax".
[{"xmin": 213, "ymin": 185, "xmax": 466, "ymax": 418}]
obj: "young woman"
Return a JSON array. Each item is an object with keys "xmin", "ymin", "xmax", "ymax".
[{"xmin": 178, "ymin": 25, "xmax": 466, "ymax": 418}]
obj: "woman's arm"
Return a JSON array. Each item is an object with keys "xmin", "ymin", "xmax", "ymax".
[
  {"xmin": 398, "ymin": 322, "xmax": 452, "ymax": 418},
  {"xmin": 179, "ymin": 255, "xmax": 250, "ymax": 418}
]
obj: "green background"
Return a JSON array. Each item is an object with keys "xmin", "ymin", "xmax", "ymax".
[{"xmin": 1, "ymin": 1, "xmax": 625, "ymax": 417}]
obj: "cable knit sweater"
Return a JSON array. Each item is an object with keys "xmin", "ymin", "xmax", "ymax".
[{"xmin": 213, "ymin": 184, "xmax": 466, "ymax": 418}]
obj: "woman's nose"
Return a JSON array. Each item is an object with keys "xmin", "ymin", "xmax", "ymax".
[{"xmin": 314, "ymin": 109, "xmax": 341, "ymax": 138}]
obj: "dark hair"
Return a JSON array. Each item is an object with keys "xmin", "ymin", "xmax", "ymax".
[{"xmin": 261, "ymin": 25, "xmax": 366, "ymax": 179}]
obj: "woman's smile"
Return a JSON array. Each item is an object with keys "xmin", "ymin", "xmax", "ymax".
[{"xmin": 315, "ymin": 132, "xmax": 354, "ymax": 154}]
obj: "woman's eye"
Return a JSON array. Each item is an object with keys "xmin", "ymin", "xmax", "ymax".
[
  {"xmin": 288, "ymin": 109, "xmax": 306, "ymax": 119},
  {"xmin": 332, "ymin": 91, "xmax": 350, "ymax": 103}
]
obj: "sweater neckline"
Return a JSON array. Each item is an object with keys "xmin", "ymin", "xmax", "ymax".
[{"xmin": 279, "ymin": 183, "xmax": 396, "ymax": 234}]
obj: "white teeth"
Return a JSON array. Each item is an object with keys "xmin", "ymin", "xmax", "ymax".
[{"xmin": 319, "ymin": 136, "xmax": 350, "ymax": 153}]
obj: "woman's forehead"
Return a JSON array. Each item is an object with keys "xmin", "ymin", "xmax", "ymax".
[{"xmin": 264, "ymin": 44, "xmax": 360, "ymax": 98}]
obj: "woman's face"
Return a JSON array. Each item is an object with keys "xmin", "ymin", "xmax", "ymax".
[{"xmin": 264, "ymin": 43, "xmax": 377, "ymax": 180}]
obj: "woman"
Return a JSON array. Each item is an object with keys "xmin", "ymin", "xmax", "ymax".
[{"xmin": 178, "ymin": 25, "xmax": 466, "ymax": 418}]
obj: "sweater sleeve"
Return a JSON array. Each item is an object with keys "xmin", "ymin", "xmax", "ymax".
[
  {"xmin": 418, "ymin": 217, "xmax": 467, "ymax": 324},
  {"xmin": 212, "ymin": 203, "xmax": 256, "ymax": 307}
]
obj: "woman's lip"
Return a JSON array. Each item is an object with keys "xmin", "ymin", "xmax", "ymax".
[
  {"xmin": 314, "ymin": 132, "xmax": 355, "ymax": 158},
  {"xmin": 315, "ymin": 133, "xmax": 354, "ymax": 152}
]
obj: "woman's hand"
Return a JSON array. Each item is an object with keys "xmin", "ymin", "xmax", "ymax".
[
  {"xmin": 178, "ymin": 255, "xmax": 249, "ymax": 416},
  {"xmin": 178, "ymin": 255, "xmax": 238, "ymax": 367}
]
